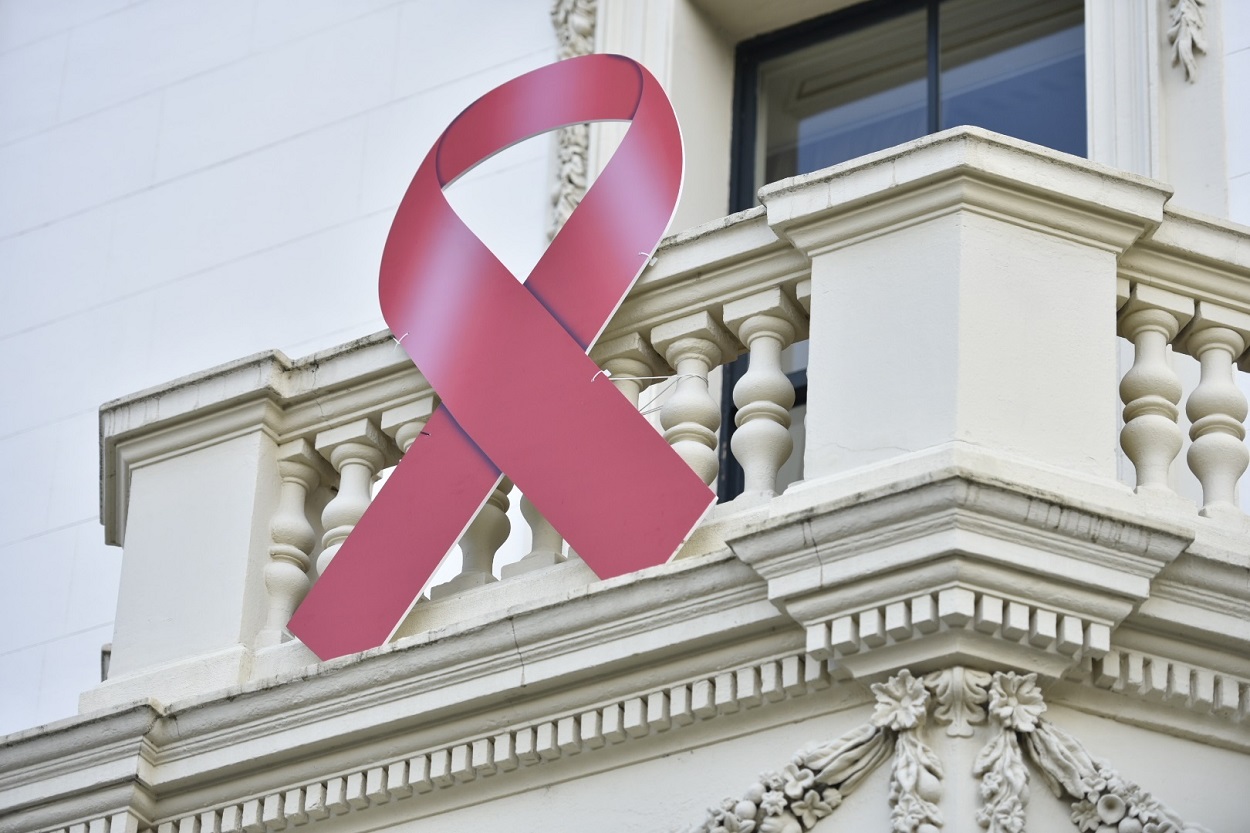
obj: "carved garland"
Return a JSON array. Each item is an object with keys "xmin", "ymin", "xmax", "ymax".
[
  {"xmin": 1167, "ymin": 0, "xmax": 1207, "ymax": 83},
  {"xmin": 549, "ymin": 0, "xmax": 596, "ymax": 238},
  {"xmin": 686, "ymin": 668, "xmax": 1213, "ymax": 833}
]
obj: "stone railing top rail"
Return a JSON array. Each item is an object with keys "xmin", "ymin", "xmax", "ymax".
[
  {"xmin": 1122, "ymin": 203, "xmax": 1250, "ymax": 320},
  {"xmin": 99, "ymin": 331, "xmax": 430, "ymax": 544}
]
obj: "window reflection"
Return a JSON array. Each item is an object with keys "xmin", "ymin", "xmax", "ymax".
[
  {"xmin": 753, "ymin": 0, "xmax": 1085, "ymax": 190},
  {"xmin": 941, "ymin": 0, "xmax": 1085, "ymax": 156}
]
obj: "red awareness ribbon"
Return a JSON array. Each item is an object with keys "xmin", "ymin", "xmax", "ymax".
[{"xmin": 288, "ymin": 54, "xmax": 715, "ymax": 660}]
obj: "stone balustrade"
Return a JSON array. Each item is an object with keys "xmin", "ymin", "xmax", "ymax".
[
  {"xmin": 1118, "ymin": 207, "xmax": 1250, "ymax": 519},
  {"xmin": 89, "ymin": 128, "xmax": 1250, "ymax": 717}
]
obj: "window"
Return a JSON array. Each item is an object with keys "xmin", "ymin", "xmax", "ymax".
[{"xmin": 719, "ymin": 0, "xmax": 1086, "ymax": 501}]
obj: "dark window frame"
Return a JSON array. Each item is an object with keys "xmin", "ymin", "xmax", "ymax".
[{"xmin": 727, "ymin": 0, "xmax": 940, "ymax": 217}]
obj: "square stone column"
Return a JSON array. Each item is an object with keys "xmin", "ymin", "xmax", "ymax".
[
  {"xmin": 89, "ymin": 360, "xmax": 290, "ymax": 711},
  {"xmin": 763, "ymin": 127, "xmax": 1172, "ymax": 482},
  {"xmin": 89, "ymin": 335, "xmax": 416, "ymax": 711}
]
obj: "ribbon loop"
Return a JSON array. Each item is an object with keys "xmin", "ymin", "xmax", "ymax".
[{"xmin": 288, "ymin": 55, "xmax": 714, "ymax": 660}]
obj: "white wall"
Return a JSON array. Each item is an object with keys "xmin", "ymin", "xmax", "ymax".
[
  {"xmin": 1227, "ymin": 0, "xmax": 1250, "ymax": 225},
  {"xmin": 0, "ymin": 0, "xmax": 555, "ymax": 736}
]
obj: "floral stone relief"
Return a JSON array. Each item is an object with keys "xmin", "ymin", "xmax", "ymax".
[
  {"xmin": 683, "ymin": 668, "xmax": 1212, "ymax": 833},
  {"xmin": 1167, "ymin": 0, "xmax": 1207, "ymax": 83}
]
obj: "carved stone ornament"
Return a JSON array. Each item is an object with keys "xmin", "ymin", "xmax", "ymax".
[
  {"xmin": 1167, "ymin": 0, "xmax": 1207, "ymax": 83},
  {"xmin": 684, "ymin": 668, "xmax": 1212, "ymax": 833},
  {"xmin": 549, "ymin": 0, "xmax": 596, "ymax": 238},
  {"xmin": 924, "ymin": 666, "xmax": 992, "ymax": 738}
]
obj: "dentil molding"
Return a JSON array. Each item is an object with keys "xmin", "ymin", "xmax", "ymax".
[{"xmin": 725, "ymin": 450, "xmax": 1192, "ymax": 683}]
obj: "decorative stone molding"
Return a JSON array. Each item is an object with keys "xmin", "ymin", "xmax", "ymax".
[
  {"xmin": 806, "ymin": 589, "xmax": 1113, "ymax": 680},
  {"xmin": 548, "ymin": 0, "xmax": 596, "ymax": 238},
  {"xmin": 727, "ymin": 451, "xmax": 1192, "ymax": 683},
  {"xmin": 1078, "ymin": 648, "xmax": 1249, "ymax": 722},
  {"xmin": 762, "ymin": 128, "xmax": 1168, "ymax": 260},
  {"xmin": 982, "ymin": 672, "xmax": 1212, "ymax": 833},
  {"xmin": 686, "ymin": 668, "xmax": 1213, "ymax": 833},
  {"xmin": 40, "ymin": 663, "xmax": 1236, "ymax": 833},
  {"xmin": 34, "ymin": 811, "xmax": 145, "ymax": 833},
  {"xmin": 141, "ymin": 653, "xmax": 831, "ymax": 833},
  {"xmin": 1166, "ymin": 0, "xmax": 1207, "ymax": 83},
  {"xmin": 924, "ymin": 667, "xmax": 993, "ymax": 738}
]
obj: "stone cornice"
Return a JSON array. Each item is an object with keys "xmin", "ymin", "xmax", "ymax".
[
  {"xmin": 153, "ymin": 651, "xmax": 848, "ymax": 833},
  {"xmin": 761, "ymin": 126, "xmax": 1171, "ymax": 257},
  {"xmin": 0, "ymin": 704, "xmax": 161, "ymax": 833},
  {"xmin": 727, "ymin": 445, "xmax": 1193, "ymax": 682},
  {"xmin": 7, "ymin": 547, "xmax": 1250, "ymax": 833},
  {"xmin": 2, "ymin": 554, "xmax": 791, "ymax": 832},
  {"xmin": 1060, "ymin": 646, "xmax": 1249, "ymax": 752},
  {"xmin": 122, "ymin": 555, "xmax": 785, "ymax": 795},
  {"xmin": 15, "ymin": 653, "xmax": 1246, "ymax": 833},
  {"xmin": 1131, "ymin": 552, "xmax": 1250, "ymax": 656}
]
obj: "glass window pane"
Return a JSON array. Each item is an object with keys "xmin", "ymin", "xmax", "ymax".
[
  {"xmin": 758, "ymin": 8, "xmax": 928, "ymax": 186},
  {"xmin": 940, "ymin": 0, "xmax": 1086, "ymax": 156}
]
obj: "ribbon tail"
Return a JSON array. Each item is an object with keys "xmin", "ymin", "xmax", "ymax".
[{"xmin": 288, "ymin": 407, "xmax": 499, "ymax": 660}]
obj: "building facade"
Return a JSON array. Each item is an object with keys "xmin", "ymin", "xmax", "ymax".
[{"xmin": 2, "ymin": 1, "xmax": 1249, "ymax": 831}]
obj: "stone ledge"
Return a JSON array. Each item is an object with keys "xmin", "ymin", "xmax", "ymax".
[
  {"xmin": 727, "ymin": 444, "xmax": 1194, "ymax": 683},
  {"xmin": 762, "ymin": 125, "xmax": 1171, "ymax": 257}
]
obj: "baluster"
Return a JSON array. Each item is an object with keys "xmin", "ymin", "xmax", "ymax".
[
  {"xmin": 1175, "ymin": 303, "xmax": 1250, "ymax": 517},
  {"xmin": 1116, "ymin": 286, "xmax": 1192, "ymax": 496},
  {"xmin": 591, "ymin": 332, "xmax": 668, "ymax": 407},
  {"xmin": 652, "ymin": 312, "xmax": 738, "ymax": 485},
  {"xmin": 315, "ymin": 419, "xmax": 390, "ymax": 575},
  {"xmin": 259, "ymin": 439, "xmax": 333, "ymax": 648},
  {"xmin": 724, "ymin": 288, "xmax": 804, "ymax": 499},
  {"xmin": 381, "ymin": 397, "xmax": 436, "ymax": 454},
  {"xmin": 501, "ymin": 496, "xmax": 565, "ymax": 577},
  {"xmin": 379, "ymin": 397, "xmax": 437, "ymax": 599},
  {"xmin": 432, "ymin": 477, "xmax": 512, "ymax": 598}
]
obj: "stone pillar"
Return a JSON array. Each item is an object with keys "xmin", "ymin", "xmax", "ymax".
[
  {"xmin": 96, "ymin": 396, "xmax": 286, "ymax": 698},
  {"xmin": 763, "ymin": 128, "xmax": 1171, "ymax": 483}
]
